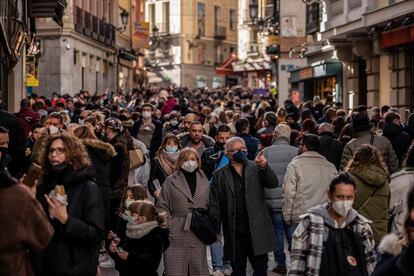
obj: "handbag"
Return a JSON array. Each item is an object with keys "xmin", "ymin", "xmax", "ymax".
[
  {"xmin": 190, "ymin": 208, "xmax": 217, "ymax": 245},
  {"xmin": 129, "ymin": 148, "xmax": 145, "ymax": 170}
]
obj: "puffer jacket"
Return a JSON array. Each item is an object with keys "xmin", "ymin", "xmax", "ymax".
[
  {"xmin": 282, "ymin": 151, "xmax": 337, "ymax": 224},
  {"xmin": 341, "ymin": 130, "xmax": 399, "ymax": 173},
  {"xmin": 348, "ymin": 165, "xmax": 390, "ymax": 244},
  {"xmin": 263, "ymin": 138, "xmax": 298, "ymax": 212},
  {"xmin": 389, "ymin": 168, "xmax": 414, "ymax": 236}
]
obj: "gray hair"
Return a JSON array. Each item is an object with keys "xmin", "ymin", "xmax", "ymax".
[
  {"xmin": 319, "ymin": 123, "xmax": 334, "ymax": 133},
  {"xmin": 274, "ymin": 124, "xmax": 291, "ymax": 139},
  {"xmin": 225, "ymin": 137, "xmax": 246, "ymax": 151}
]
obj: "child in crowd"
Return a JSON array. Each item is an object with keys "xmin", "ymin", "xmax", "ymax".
[{"xmin": 109, "ymin": 200, "xmax": 170, "ymax": 276}]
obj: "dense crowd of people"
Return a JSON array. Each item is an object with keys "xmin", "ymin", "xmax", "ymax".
[{"xmin": 0, "ymin": 86, "xmax": 414, "ymax": 276}]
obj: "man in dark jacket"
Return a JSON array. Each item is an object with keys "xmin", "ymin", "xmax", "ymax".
[
  {"xmin": 131, "ymin": 103, "xmax": 163, "ymax": 159},
  {"xmin": 235, "ymin": 118, "xmax": 259, "ymax": 160},
  {"xmin": 382, "ymin": 111, "xmax": 412, "ymax": 166},
  {"xmin": 262, "ymin": 124, "xmax": 297, "ymax": 274},
  {"xmin": 209, "ymin": 137, "xmax": 278, "ymax": 275},
  {"xmin": 178, "ymin": 121, "xmax": 214, "ymax": 156},
  {"xmin": 318, "ymin": 123, "xmax": 344, "ymax": 170},
  {"xmin": 15, "ymin": 99, "xmax": 40, "ymax": 139},
  {"xmin": 0, "ymin": 100, "xmax": 26, "ymax": 178}
]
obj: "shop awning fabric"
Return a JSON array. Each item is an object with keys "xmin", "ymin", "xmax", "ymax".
[
  {"xmin": 381, "ymin": 25, "xmax": 414, "ymax": 49},
  {"xmin": 232, "ymin": 58, "xmax": 271, "ymax": 72},
  {"xmin": 215, "ymin": 55, "xmax": 238, "ymax": 76}
]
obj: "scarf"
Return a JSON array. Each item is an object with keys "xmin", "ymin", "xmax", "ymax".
[
  {"xmin": 158, "ymin": 150, "xmax": 180, "ymax": 175},
  {"xmin": 126, "ymin": 221, "xmax": 158, "ymax": 239}
]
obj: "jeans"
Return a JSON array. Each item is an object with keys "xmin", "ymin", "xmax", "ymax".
[
  {"xmin": 269, "ymin": 211, "xmax": 293, "ymax": 267},
  {"xmin": 231, "ymin": 235, "xmax": 268, "ymax": 276},
  {"xmin": 211, "ymin": 233, "xmax": 231, "ymax": 271}
]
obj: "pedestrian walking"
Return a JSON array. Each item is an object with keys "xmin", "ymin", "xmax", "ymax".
[{"xmin": 317, "ymin": 123, "xmax": 344, "ymax": 170}]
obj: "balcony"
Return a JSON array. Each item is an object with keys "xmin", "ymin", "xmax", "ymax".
[
  {"xmin": 75, "ymin": 6, "xmax": 83, "ymax": 33},
  {"xmin": 306, "ymin": 2, "xmax": 320, "ymax": 35},
  {"xmin": 157, "ymin": 23, "xmax": 170, "ymax": 35},
  {"xmin": 84, "ymin": 11, "xmax": 91, "ymax": 37},
  {"xmin": 92, "ymin": 15, "xmax": 99, "ymax": 40},
  {"xmin": 99, "ymin": 18, "xmax": 106, "ymax": 42},
  {"xmin": 105, "ymin": 24, "xmax": 116, "ymax": 47},
  {"xmin": 214, "ymin": 26, "xmax": 226, "ymax": 40}
]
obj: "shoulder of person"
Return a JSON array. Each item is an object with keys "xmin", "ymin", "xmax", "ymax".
[{"xmin": 82, "ymin": 138, "xmax": 117, "ymax": 157}]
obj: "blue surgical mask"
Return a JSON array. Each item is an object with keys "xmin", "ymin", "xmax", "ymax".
[
  {"xmin": 165, "ymin": 145, "xmax": 178, "ymax": 153},
  {"xmin": 233, "ymin": 150, "xmax": 247, "ymax": 164},
  {"xmin": 170, "ymin": 120, "xmax": 178, "ymax": 126},
  {"xmin": 127, "ymin": 215, "xmax": 137, "ymax": 224}
]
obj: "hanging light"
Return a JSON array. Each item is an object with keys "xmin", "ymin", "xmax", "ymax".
[{"xmin": 249, "ymin": 0, "xmax": 259, "ymax": 20}]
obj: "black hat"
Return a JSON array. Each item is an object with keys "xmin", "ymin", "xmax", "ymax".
[{"xmin": 351, "ymin": 112, "xmax": 370, "ymax": 133}]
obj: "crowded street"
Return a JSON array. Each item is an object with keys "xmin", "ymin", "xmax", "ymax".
[{"xmin": 1, "ymin": 0, "xmax": 414, "ymax": 276}]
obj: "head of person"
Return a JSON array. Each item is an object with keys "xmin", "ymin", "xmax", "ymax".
[
  {"xmin": 41, "ymin": 134, "xmax": 91, "ymax": 174},
  {"xmin": 176, "ymin": 148, "xmax": 201, "ymax": 173},
  {"xmin": 31, "ymin": 124, "xmax": 43, "ymax": 141},
  {"xmin": 158, "ymin": 134, "xmax": 181, "ymax": 156},
  {"xmin": 235, "ymin": 118, "xmax": 249, "ymax": 135},
  {"xmin": 44, "ymin": 112, "xmax": 64, "ymax": 134},
  {"xmin": 168, "ymin": 112, "xmax": 180, "ymax": 127},
  {"xmin": 262, "ymin": 112, "xmax": 277, "ymax": 128},
  {"xmin": 183, "ymin": 113, "xmax": 198, "ymax": 131},
  {"xmin": 103, "ymin": 118, "xmax": 123, "ymax": 140},
  {"xmin": 215, "ymin": 125, "xmax": 232, "ymax": 150},
  {"xmin": 302, "ymin": 119, "xmax": 317, "ymax": 134},
  {"xmin": 384, "ymin": 111, "xmax": 401, "ymax": 126},
  {"xmin": 328, "ymin": 172, "xmax": 357, "ymax": 218},
  {"xmin": 141, "ymin": 103, "xmax": 154, "ymax": 120},
  {"xmin": 189, "ymin": 121, "xmax": 203, "ymax": 144},
  {"xmin": 20, "ymin": 98, "xmax": 30, "ymax": 110},
  {"xmin": 127, "ymin": 200, "xmax": 165, "ymax": 225},
  {"xmin": 225, "ymin": 137, "xmax": 248, "ymax": 165},
  {"xmin": 298, "ymin": 133, "xmax": 320, "ymax": 155},
  {"xmin": 351, "ymin": 112, "xmax": 371, "ymax": 133},
  {"xmin": 285, "ymin": 113, "xmax": 297, "ymax": 126},
  {"xmin": 0, "ymin": 126, "xmax": 9, "ymax": 154},
  {"xmin": 73, "ymin": 125, "xmax": 96, "ymax": 140},
  {"xmin": 381, "ymin": 105, "xmax": 391, "ymax": 116},
  {"xmin": 318, "ymin": 123, "xmax": 334, "ymax": 135},
  {"xmin": 346, "ymin": 144, "xmax": 388, "ymax": 174},
  {"xmin": 79, "ymin": 110, "xmax": 93, "ymax": 125},
  {"xmin": 274, "ymin": 123, "xmax": 291, "ymax": 141},
  {"xmin": 120, "ymin": 184, "xmax": 148, "ymax": 213}
]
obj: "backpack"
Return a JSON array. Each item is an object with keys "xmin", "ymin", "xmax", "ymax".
[{"xmin": 319, "ymin": 223, "xmax": 369, "ymax": 276}]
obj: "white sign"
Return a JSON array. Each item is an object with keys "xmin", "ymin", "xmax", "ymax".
[{"xmin": 281, "ymin": 17, "xmax": 297, "ymax": 37}]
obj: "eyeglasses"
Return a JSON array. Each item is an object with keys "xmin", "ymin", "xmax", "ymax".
[{"xmin": 49, "ymin": 147, "xmax": 65, "ymax": 154}]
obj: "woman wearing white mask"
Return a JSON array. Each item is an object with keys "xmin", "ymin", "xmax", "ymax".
[
  {"xmin": 157, "ymin": 147, "xmax": 210, "ymax": 276},
  {"xmin": 149, "ymin": 134, "xmax": 182, "ymax": 200}
]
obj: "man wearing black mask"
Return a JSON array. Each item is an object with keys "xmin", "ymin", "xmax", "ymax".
[
  {"xmin": 201, "ymin": 125, "xmax": 232, "ymax": 180},
  {"xmin": 209, "ymin": 137, "xmax": 278, "ymax": 276}
]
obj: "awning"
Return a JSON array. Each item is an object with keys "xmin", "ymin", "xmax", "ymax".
[
  {"xmin": 215, "ymin": 54, "xmax": 238, "ymax": 76},
  {"xmin": 232, "ymin": 59, "xmax": 271, "ymax": 72},
  {"xmin": 381, "ymin": 25, "xmax": 414, "ymax": 49}
]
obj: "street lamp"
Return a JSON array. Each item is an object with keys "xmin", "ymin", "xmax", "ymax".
[
  {"xmin": 249, "ymin": 0, "xmax": 259, "ymax": 22},
  {"xmin": 117, "ymin": 9, "xmax": 129, "ymax": 33}
]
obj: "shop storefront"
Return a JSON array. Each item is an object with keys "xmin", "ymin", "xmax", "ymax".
[{"xmin": 289, "ymin": 60, "xmax": 343, "ymax": 103}]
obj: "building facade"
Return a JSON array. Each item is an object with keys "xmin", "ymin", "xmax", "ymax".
[{"xmin": 145, "ymin": 0, "xmax": 238, "ymax": 88}]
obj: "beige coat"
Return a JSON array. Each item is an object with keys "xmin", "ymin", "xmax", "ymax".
[
  {"xmin": 282, "ymin": 151, "xmax": 337, "ymax": 224},
  {"xmin": 157, "ymin": 170, "xmax": 210, "ymax": 276}
]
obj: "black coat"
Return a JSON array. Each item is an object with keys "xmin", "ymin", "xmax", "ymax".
[
  {"xmin": 373, "ymin": 242, "xmax": 414, "ymax": 276},
  {"xmin": 110, "ymin": 227, "xmax": 170, "ymax": 276},
  {"xmin": 383, "ymin": 124, "xmax": 412, "ymax": 166},
  {"xmin": 81, "ymin": 139, "xmax": 116, "ymax": 228},
  {"xmin": 237, "ymin": 133, "xmax": 259, "ymax": 160},
  {"xmin": 148, "ymin": 158, "xmax": 167, "ymax": 198},
  {"xmin": 131, "ymin": 118, "xmax": 163, "ymax": 159},
  {"xmin": 0, "ymin": 109, "xmax": 26, "ymax": 177},
  {"xmin": 318, "ymin": 132, "xmax": 344, "ymax": 170},
  {"xmin": 36, "ymin": 166, "xmax": 105, "ymax": 276}
]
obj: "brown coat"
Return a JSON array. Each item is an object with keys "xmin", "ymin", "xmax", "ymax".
[
  {"xmin": 157, "ymin": 170, "xmax": 210, "ymax": 276},
  {"xmin": 0, "ymin": 184, "xmax": 54, "ymax": 276}
]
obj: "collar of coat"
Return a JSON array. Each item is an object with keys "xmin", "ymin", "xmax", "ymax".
[
  {"xmin": 219, "ymin": 161, "xmax": 258, "ymax": 196},
  {"xmin": 170, "ymin": 170, "xmax": 208, "ymax": 203},
  {"xmin": 295, "ymin": 151, "xmax": 325, "ymax": 159},
  {"xmin": 81, "ymin": 138, "xmax": 117, "ymax": 157}
]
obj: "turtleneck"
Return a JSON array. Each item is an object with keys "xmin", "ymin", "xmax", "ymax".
[{"xmin": 181, "ymin": 169, "xmax": 197, "ymax": 197}]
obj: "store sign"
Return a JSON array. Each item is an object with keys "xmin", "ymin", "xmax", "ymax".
[
  {"xmin": 212, "ymin": 77, "xmax": 224, "ymax": 88},
  {"xmin": 26, "ymin": 55, "xmax": 39, "ymax": 87},
  {"xmin": 196, "ymin": 75, "xmax": 207, "ymax": 88},
  {"xmin": 299, "ymin": 68, "xmax": 313, "ymax": 80},
  {"xmin": 268, "ymin": 35, "xmax": 280, "ymax": 45},
  {"xmin": 133, "ymin": 22, "xmax": 149, "ymax": 49}
]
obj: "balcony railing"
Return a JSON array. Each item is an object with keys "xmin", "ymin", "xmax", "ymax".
[
  {"xmin": 99, "ymin": 18, "xmax": 106, "ymax": 42},
  {"xmin": 84, "ymin": 11, "xmax": 91, "ymax": 36},
  {"xmin": 92, "ymin": 15, "xmax": 99, "ymax": 39},
  {"xmin": 306, "ymin": 2, "xmax": 320, "ymax": 34},
  {"xmin": 75, "ymin": 6, "xmax": 83, "ymax": 33},
  {"xmin": 214, "ymin": 26, "xmax": 226, "ymax": 40}
]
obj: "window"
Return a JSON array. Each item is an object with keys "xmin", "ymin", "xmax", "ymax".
[
  {"xmin": 214, "ymin": 6, "xmax": 221, "ymax": 27},
  {"xmin": 149, "ymin": 4, "xmax": 155, "ymax": 31},
  {"xmin": 197, "ymin": 2, "xmax": 205, "ymax": 36},
  {"xmin": 162, "ymin": 2, "xmax": 170, "ymax": 33},
  {"xmin": 229, "ymin": 9, "xmax": 236, "ymax": 31}
]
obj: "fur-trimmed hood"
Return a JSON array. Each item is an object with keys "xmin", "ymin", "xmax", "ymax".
[{"xmin": 81, "ymin": 138, "xmax": 117, "ymax": 157}]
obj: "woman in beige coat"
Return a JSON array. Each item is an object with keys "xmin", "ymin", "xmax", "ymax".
[{"xmin": 157, "ymin": 148, "xmax": 210, "ymax": 276}]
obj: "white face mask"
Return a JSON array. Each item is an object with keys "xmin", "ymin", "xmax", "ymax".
[
  {"xmin": 182, "ymin": 160, "xmax": 198, "ymax": 173},
  {"xmin": 78, "ymin": 118, "xmax": 84, "ymax": 125},
  {"xmin": 332, "ymin": 200, "xmax": 354, "ymax": 217},
  {"xmin": 49, "ymin": 126, "xmax": 59, "ymax": 135},
  {"xmin": 142, "ymin": 111, "xmax": 152, "ymax": 119}
]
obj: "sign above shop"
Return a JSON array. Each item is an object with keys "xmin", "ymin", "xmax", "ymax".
[
  {"xmin": 299, "ymin": 67, "xmax": 313, "ymax": 80},
  {"xmin": 268, "ymin": 35, "xmax": 280, "ymax": 45}
]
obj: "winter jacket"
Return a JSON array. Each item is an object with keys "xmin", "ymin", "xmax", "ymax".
[
  {"xmin": 348, "ymin": 165, "xmax": 390, "ymax": 244},
  {"xmin": 0, "ymin": 109, "xmax": 26, "ymax": 177},
  {"xmin": 160, "ymin": 98, "xmax": 177, "ymax": 115},
  {"xmin": 110, "ymin": 225, "xmax": 170, "ymax": 276},
  {"xmin": 109, "ymin": 131, "xmax": 134, "ymax": 199},
  {"xmin": 263, "ymin": 138, "xmax": 298, "ymax": 212},
  {"xmin": 389, "ymin": 168, "xmax": 414, "ymax": 236},
  {"xmin": 81, "ymin": 139, "xmax": 116, "ymax": 227},
  {"xmin": 318, "ymin": 132, "xmax": 344, "ymax": 170},
  {"xmin": 15, "ymin": 107, "xmax": 40, "ymax": 139},
  {"xmin": 382, "ymin": 124, "xmax": 412, "ymax": 166},
  {"xmin": 178, "ymin": 132, "xmax": 215, "ymax": 150},
  {"xmin": 236, "ymin": 133, "xmax": 259, "ymax": 160},
  {"xmin": 36, "ymin": 166, "xmax": 105, "ymax": 276},
  {"xmin": 288, "ymin": 203, "xmax": 376, "ymax": 276},
  {"xmin": 201, "ymin": 145, "xmax": 227, "ymax": 180},
  {"xmin": 0, "ymin": 167, "xmax": 53, "ymax": 276},
  {"xmin": 283, "ymin": 151, "xmax": 337, "ymax": 224},
  {"xmin": 131, "ymin": 119, "xmax": 163, "ymax": 159},
  {"xmin": 341, "ymin": 130, "xmax": 399, "ymax": 173},
  {"xmin": 373, "ymin": 240, "xmax": 414, "ymax": 276},
  {"xmin": 148, "ymin": 158, "xmax": 168, "ymax": 198},
  {"xmin": 209, "ymin": 161, "xmax": 278, "ymax": 260}
]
